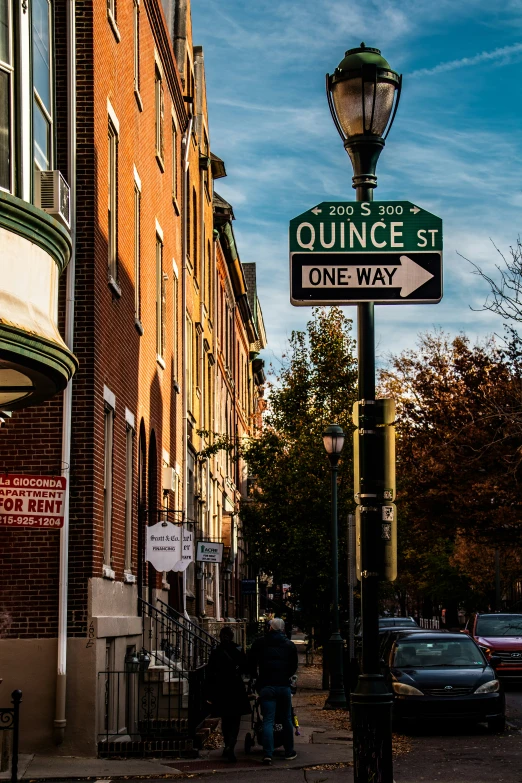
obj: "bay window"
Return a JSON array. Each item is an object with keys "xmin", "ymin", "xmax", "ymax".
[
  {"xmin": 32, "ymin": 0, "xmax": 53, "ymax": 175},
  {"xmin": 0, "ymin": 0, "xmax": 12, "ymax": 192}
]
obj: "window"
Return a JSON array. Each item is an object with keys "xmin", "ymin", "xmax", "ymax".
[
  {"xmin": 192, "ymin": 188, "xmax": 197, "ymax": 281},
  {"xmin": 108, "ymin": 118, "xmax": 118, "ymax": 283},
  {"xmin": 134, "ymin": 176, "xmax": 141, "ymax": 324},
  {"xmin": 195, "ymin": 328, "xmax": 200, "ymax": 393},
  {"xmin": 133, "ymin": 0, "xmax": 140, "ymax": 94},
  {"xmin": 172, "ymin": 263, "xmax": 178, "ymax": 379},
  {"xmin": 155, "ymin": 65, "xmax": 164, "ymax": 166},
  {"xmin": 32, "ymin": 0, "xmax": 53, "ymax": 177},
  {"xmin": 156, "ymin": 233, "xmax": 164, "ymax": 359},
  {"xmin": 171, "ymin": 119, "xmax": 177, "ymax": 203},
  {"xmin": 103, "ymin": 401, "xmax": 114, "ymax": 571},
  {"xmin": 186, "ymin": 175, "xmax": 191, "ymax": 268},
  {"xmin": 124, "ymin": 421, "xmax": 134, "ymax": 573},
  {"xmin": 0, "ymin": 0, "xmax": 12, "ymax": 192},
  {"xmin": 186, "ymin": 315, "xmax": 193, "ymax": 412},
  {"xmin": 206, "ymin": 240, "xmax": 212, "ymax": 314}
]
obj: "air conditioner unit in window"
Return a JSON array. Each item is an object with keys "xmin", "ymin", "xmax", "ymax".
[
  {"xmin": 162, "ymin": 466, "xmax": 176, "ymax": 493},
  {"xmin": 35, "ymin": 170, "xmax": 71, "ymax": 230}
]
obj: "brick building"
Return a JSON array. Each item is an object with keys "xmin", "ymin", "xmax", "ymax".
[{"xmin": 0, "ymin": 0, "xmax": 267, "ymax": 759}]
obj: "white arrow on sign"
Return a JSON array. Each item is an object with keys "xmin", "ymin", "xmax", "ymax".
[
  {"xmin": 410, "ymin": 206, "xmax": 420, "ymax": 214},
  {"xmin": 301, "ymin": 255, "xmax": 434, "ymax": 298},
  {"xmin": 311, "ymin": 207, "xmax": 322, "ymax": 215}
]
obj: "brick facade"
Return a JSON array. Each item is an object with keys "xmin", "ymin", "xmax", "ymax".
[{"xmin": 0, "ymin": 0, "xmax": 266, "ymax": 756}]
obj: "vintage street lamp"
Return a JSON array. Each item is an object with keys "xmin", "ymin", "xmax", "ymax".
[
  {"xmin": 323, "ymin": 424, "xmax": 346, "ymax": 710},
  {"xmin": 327, "ymin": 44, "xmax": 402, "ymax": 783},
  {"xmin": 326, "ymin": 42, "xmax": 401, "ymax": 199}
]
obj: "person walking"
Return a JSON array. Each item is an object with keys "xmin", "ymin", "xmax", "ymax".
[
  {"xmin": 248, "ymin": 617, "xmax": 298, "ymax": 765},
  {"xmin": 205, "ymin": 626, "xmax": 251, "ymax": 762}
]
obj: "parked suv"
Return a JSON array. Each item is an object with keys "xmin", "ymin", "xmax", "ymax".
[{"xmin": 464, "ymin": 613, "xmax": 522, "ymax": 679}]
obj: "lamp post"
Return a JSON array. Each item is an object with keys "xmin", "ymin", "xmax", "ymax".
[
  {"xmin": 323, "ymin": 424, "xmax": 346, "ymax": 710},
  {"xmin": 327, "ymin": 43, "xmax": 402, "ymax": 782}
]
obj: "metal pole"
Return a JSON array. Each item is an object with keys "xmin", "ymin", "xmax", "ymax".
[
  {"xmin": 11, "ymin": 690, "xmax": 22, "ymax": 783},
  {"xmin": 325, "ymin": 459, "xmax": 346, "ymax": 709},
  {"xmin": 351, "ymin": 180, "xmax": 394, "ymax": 782},
  {"xmin": 495, "ymin": 548, "xmax": 501, "ymax": 611},
  {"xmin": 348, "ymin": 514, "xmax": 355, "ymax": 661}
]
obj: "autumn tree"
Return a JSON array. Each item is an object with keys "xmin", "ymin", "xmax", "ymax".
[
  {"xmin": 241, "ymin": 307, "xmax": 358, "ymax": 640},
  {"xmin": 380, "ymin": 331, "xmax": 522, "ymax": 620}
]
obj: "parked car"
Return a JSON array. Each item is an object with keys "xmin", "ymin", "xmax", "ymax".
[
  {"xmin": 354, "ymin": 617, "xmax": 420, "ymax": 666},
  {"xmin": 379, "ymin": 616, "xmax": 419, "ymax": 630},
  {"xmin": 464, "ymin": 613, "xmax": 522, "ymax": 680},
  {"xmin": 354, "ymin": 615, "xmax": 418, "ymax": 637},
  {"xmin": 380, "ymin": 630, "xmax": 505, "ymax": 733}
]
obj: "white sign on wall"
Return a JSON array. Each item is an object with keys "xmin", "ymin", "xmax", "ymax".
[
  {"xmin": 196, "ymin": 540, "xmax": 224, "ymax": 563},
  {"xmin": 145, "ymin": 522, "xmax": 182, "ymax": 571}
]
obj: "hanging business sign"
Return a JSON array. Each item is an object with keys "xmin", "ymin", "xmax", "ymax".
[
  {"xmin": 174, "ymin": 527, "xmax": 194, "ymax": 572},
  {"xmin": 0, "ymin": 473, "xmax": 67, "ymax": 528},
  {"xmin": 196, "ymin": 540, "xmax": 224, "ymax": 563},
  {"xmin": 289, "ymin": 201, "xmax": 443, "ymax": 306},
  {"xmin": 145, "ymin": 522, "xmax": 182, "ymax": 571}
]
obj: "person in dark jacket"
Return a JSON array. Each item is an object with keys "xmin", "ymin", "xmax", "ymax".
[
  {"xmin": 205, "ymin": 626, "xmax": 251, "ymax": 762},
  {"xmin": 248, "ymin": 617, "xmax": 298, "ymax": 765}
]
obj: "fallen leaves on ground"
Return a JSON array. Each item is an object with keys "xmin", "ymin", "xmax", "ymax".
[
  {"xmin": 303, "ymin": 692, "xmax": 412, "ymax": 757},
  {"xmin": 392, "ymin": 733, "xmax": 413, "ymax": 757},
  {"xmin": 305, "ymin": 762, "xmax": 354, "ymax": 770},
  {"xmin": 202, "ymin": 729, "xmax": 223, "ymax": 749}
]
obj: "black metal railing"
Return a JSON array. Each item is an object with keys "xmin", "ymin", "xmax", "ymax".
[
  {"xmin": 157, "ymin": 597, "xmax": 217, "ymax": 662},
  {"xmin": 0, "ymin": 690, "xmax": 22, "ymax": 783},
  {"xmin": 97, "ymin": 599, "xmax": 216, "ymax": 757},
  {"xmin": 97, "ymin": 670, "xmax": 195, "ymax": 758},
  {"xmin": 140, "ymin": 597, "xmax": 216, "ymax": 672}
]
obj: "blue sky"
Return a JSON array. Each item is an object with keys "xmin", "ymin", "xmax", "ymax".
[{"xmin": 191, "ymin": 1, "xmax": 522, "ymax": 367}]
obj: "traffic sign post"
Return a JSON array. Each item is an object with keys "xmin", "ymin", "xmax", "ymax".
[{"xmin": 289, "ymin": 201, "xmax": 442, "ymax": 306}]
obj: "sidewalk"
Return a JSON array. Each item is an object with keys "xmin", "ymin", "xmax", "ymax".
[{"xmin": 6, "ymin": 635, "xmax": 354, "ymax": 781}]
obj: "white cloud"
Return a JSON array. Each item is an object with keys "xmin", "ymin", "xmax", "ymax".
[{"xmin": 410, "ymin": 42, "xmax": 522, "ymax": 77}]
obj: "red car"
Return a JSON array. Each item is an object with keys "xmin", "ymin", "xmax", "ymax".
[{"xmin": 464, "ymin": 613, "xmax": 522, "ymax": 679}]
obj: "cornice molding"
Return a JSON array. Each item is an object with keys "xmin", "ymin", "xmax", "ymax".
[
  {"xmin": 143, "ymin": 0, "xmax": 188, "ymax": 130},
  {"xmin": 0, "ymin": 191, "xmax": 72, "ymax": 275}
]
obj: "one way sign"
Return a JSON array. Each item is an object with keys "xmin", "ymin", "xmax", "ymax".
[
  {"xmin": 289, "ymin": 200, "xmax": 443, "ymax": 306},
  {"xmin": 290, "ymin": 252, "xmax": 442, "ymax": 305}
]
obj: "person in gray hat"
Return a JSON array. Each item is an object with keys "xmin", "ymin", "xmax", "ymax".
[{"xmin": 249, "ymin": 617, "xmax": 298, "ymax": 765}]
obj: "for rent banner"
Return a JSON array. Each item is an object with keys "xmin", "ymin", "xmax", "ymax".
[{"xmin": 0, "ymin": 474, "xmax": 67, "ymax": 528}]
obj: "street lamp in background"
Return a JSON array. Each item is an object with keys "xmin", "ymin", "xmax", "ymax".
[
  {"xmin": 327, "ymin": 44, "xmax": 402, "ymax": 782},
  {"xmin": 323, "ymin": 424, "xmax": 346, "ymax": 710}
]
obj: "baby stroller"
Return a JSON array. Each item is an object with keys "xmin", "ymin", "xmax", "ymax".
[{"xmin": 244, "ymin": 675, "xmax": 299, "ymax": 754}]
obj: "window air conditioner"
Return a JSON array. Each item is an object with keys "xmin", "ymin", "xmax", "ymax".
[
  {"xmin": 162, "ymin": 466, "xmax": 176, "ymax": 493},
  {"xmin": 35, "ymin": 170, "xmax": 71, "ymax": 230}
]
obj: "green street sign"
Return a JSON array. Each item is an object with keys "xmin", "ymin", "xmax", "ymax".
[{"xmin": 289, "ymin": 201, "xmax": 443, "ymax": 306}]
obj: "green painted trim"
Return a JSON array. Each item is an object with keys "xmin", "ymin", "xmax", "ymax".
[
  {"xmin": 0, "ymin": 323, "xmax": 78, "ymax": 384},
  {"xmin": 0, "ymin": 191, "xmax": 71, "ymax": 274}
]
